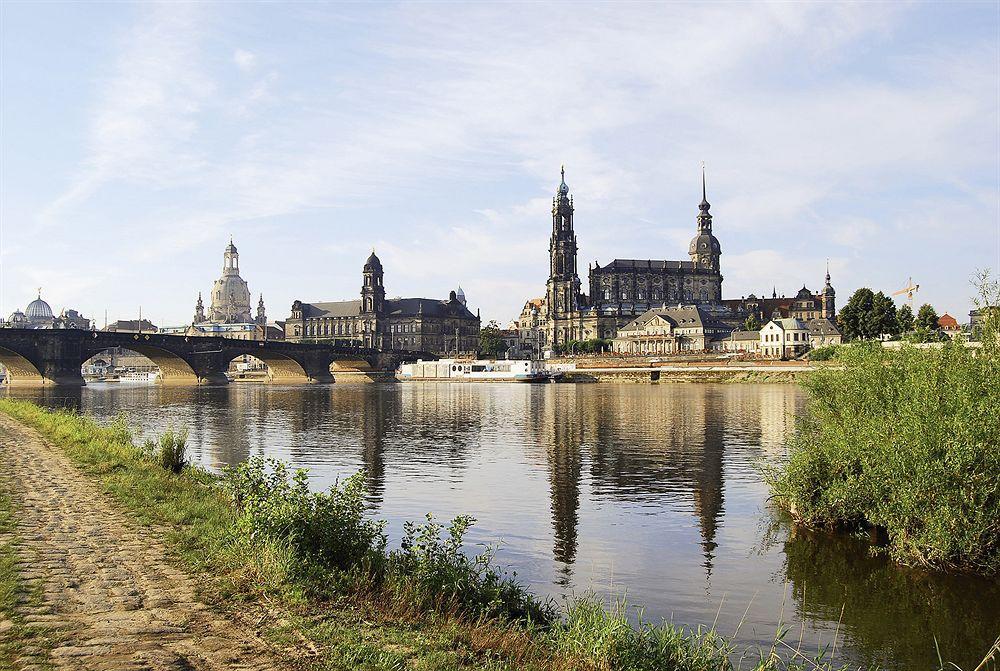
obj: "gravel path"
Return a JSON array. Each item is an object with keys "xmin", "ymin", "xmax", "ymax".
[{"xmin": 0, "ymin": 413, "xmax": 284, "ymax": 671}]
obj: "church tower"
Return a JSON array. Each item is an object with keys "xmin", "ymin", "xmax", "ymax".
[
  {"xmin": 193, "ymin": 293, "xmax": 205, "ymax": 324},
  {"xmin": 546, "ymin": 166, "xmax": 582, "ymax": 322},
  {"xmin": 256, "ymin": 294, "xmax": 267, "ymax": 326},
  {"xmin": 688, "ymin": 166, "xmax": 721, "ymax": 275},
  {"xmin": 822, "ymin": 262, "xmax": 836, "ymax": 319},
  {"xmin": 361, "ymin": 250, "xmax": 385, "ymax": 348}
]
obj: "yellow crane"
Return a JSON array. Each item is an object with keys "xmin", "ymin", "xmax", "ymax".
[{"xmin": 892, "ymin": 277, "xmax": 920, "ymax": 309}]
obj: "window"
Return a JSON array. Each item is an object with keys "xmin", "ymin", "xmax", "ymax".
[
  {"xmin": 621, "ymin": 291, "xmax": 629, "ymax": 300},
  {"xmin": 603, "ymin": 288, "xmax": 611, "ymax": 301}
]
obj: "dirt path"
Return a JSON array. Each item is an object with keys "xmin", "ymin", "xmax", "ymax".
[{"xmin": 0, "ymin": 414, "xmax": 284, "ymax": 671}]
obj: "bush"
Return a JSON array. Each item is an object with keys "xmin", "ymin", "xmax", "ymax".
[
  {"xmin": 386, "ymin": 513, "xmax": 554, "ymax": 624},
  {"xmin": 766, "ymin": 337, "xmax": 1000, "ymax": 573},
  {"xmin": 224, "ymin": 458, "xmax": 386, "ymax": 573},
  {"xmin": 157, "ymin": 429, "xmax": 188, "ymax": 474},
  {"xmin": 807, "ymin": 345, "xmax": 839, "ymax": 361}
]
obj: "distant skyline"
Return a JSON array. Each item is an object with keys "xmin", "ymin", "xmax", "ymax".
[{"xmin": 1, "ymin": 2, "xmax": 998, "ymax": 327}]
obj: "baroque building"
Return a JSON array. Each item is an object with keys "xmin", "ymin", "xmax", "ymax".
[
  {"xmin": 3, "ymin": 290, "xmax": 91, "ymax": 330},
  {"xmin": 283, "ymin": 251, "xmax": 480, "ymax": 355},
  {"xmin": 722, "ymin": 265, "xmax": 836, "ymax": 323},
  {"xmin": 170, "ymin": 240, "xmax": 277, "ymax": 340},
  {"xmin": 533, "ymin": 166, "xmax": 725, "ymax": 350}
]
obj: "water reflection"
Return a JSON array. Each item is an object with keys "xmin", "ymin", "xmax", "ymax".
[{"xmin": 4, "ymin": 382, "xmax": 996, "ymax": 669}]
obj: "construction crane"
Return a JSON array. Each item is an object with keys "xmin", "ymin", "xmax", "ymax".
[{"xmin": 892, "ymin": 277, "xmax": 920, "ymax": 308}]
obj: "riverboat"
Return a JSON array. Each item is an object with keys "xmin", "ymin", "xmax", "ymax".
[
  {"xmin": 398, "ymin": 359, "xmax": 550, "ymax": 382},
  {"xmin": 118, "ymin": 370, "xmax": 161, "ymax": 384}
]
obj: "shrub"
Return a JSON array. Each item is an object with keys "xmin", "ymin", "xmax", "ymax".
[
  {"xmin": 386, "ymin": 513, "xmax": 555, "ymax": 625},
  {"xmin": 807, "ymin": 345, "xmax": 838, "ymax": 361},
  {"xmin": 224, "ymin": 457, "xmax": 386, "ymax": 573},
  {"xmin": 157, "ymin": 429, "xmax": 188, "ymax": 474},
  {"xmin": 766, "ymin": 337, "xmax": 1000, "ymax": 573}
]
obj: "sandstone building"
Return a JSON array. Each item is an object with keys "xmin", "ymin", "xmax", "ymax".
[
  {"xmin": 524, "ymin": 166, "xmax": 725, "ymax": 350},
  {"xmin": 283, "ymin": 251, "xmax": 479, "ymax": 355}
]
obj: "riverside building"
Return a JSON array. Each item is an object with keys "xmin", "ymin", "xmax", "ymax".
[{"xmin": 283, "ymin": 251, "xmax": 480, "ymax": 355}]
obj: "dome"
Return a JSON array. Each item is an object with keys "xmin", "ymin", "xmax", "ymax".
[
  {"xmin": 688, "ymin": 233, "xmax": 721, "ymax": 256},
  {"xmin": 8, "ymin": 309, "xmax": 27, "ymax": 324},
  {"xmin": 364, "ymin": 251, "xmax": 382, "ymax": 271},
  {"xmin": 796, "ymin": 286, "xmax": 812, "ymax": 299},
  {"xmin": 25, "ymin": 296, "xmax": 53, "ymax": 321}
]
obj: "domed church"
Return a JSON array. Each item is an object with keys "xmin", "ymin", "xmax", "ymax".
[
  {"xmin": 194, "ymin": 240, "xmax": 258, "ymax": 325},
  {"xmin": 3, "ymin": 290, "xmax": 92, "ymax": 330}
]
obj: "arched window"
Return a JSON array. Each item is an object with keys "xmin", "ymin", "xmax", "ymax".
[
  {"xmin": 621, "ymin": 290, "xmax": 629, "ymax": 300},
  {"xmin": 294, "ymin": 325, "xmax": 301, "ymax": 336},
  {"xmin": 637, "ymin": 290, "xmax": 645, "ymax": 300},
  {"xmin": 602, "ymin": 288, "xmax": 611, "ymax": 301}
]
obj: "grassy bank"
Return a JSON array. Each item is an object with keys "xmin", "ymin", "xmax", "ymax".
[
  {"xmin": 1, "ymin": 397, "xmax": 976, "ymax": 671},
  {"xmin": 766, "ymin": 329, "xmax": 1000, "ymax": 574}
]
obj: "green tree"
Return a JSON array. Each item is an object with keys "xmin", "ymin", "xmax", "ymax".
[
  {"xmin": 838, "ymin": 288, "xmax": 875, "ymax": 340},
  {"xmin": 870, "ymin": 291, "xmax": 900, "ymax": 338},
  {"xmin": 478, "ymin": 320, "xmax": 508, "ymax": 358},
  {"xmin": 915, "ymin": 303, "xmax": 939, "ymax": 332},
  {"xmin": 743, "ymin": 313, "xmax": 761, "ymax": 331},
  {"xmin": 896, "ymin": 304, "xmax": 914, "ymax": 333}
]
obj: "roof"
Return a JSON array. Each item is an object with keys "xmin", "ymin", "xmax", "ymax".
[
  {"xmin": 385, "ymin": 298, "xmax": 477, "ymax": 320},
  {"xmin": 302, "ymin": 300, "xmax": 362, "ymax": 318},
  {"xmin": 299, "ymin": 297, "xmax": 477, "ymax": 321},
  {"xmin": 105, "ymin": 319, "xmax": 158, "ymax": 332},
  {"xmin": 593, "ymin": 259, "xmax": 696, "ymax": 272},
  {"xmin": 730, "ymin": 330, "xmax": 760, "ymax": 340},
  {"xmin": 619, "ymin": 305, "xmax": 729, "ymax": 333},
  {"xmin": 767, "ymin": 318, "xmax": 808, "ymax": 331},
  {"xmin": 806, "ymin": 318, "xmax": 841, "ymax": 335},
  {"xmin": 938, "ymin": 313, "xmax": 960, "ymax": 329}
]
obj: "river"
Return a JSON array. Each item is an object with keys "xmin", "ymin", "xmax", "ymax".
[{"xmin": 4, "ymin": 381, "xmax": 998, "ymax": 669}]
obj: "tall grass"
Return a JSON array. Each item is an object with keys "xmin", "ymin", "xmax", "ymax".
[{"xmin": 766, "ymin": 278, "xmax": 1000, "ymax": 574}]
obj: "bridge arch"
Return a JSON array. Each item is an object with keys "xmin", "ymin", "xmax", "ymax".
[
  {"xmin": 224, "ymin": 350, "xmax": 312, "ymax": 383},
  {"xmin": 0, "ymin": 345, "xmax": 45, "ymax": 385},
  {"xmin": 82, "ymin": 332, "xmax": 219, "ymax": 384}
]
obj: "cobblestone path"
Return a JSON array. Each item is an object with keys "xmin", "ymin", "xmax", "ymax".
[{"xmin": 0, "ymin": 414, "xmax": 284, "ymax": 670}]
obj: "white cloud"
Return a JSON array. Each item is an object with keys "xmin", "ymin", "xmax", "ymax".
[{"xmin": 233, "ymin": 48, "xmax": 256, "ymax": 72}]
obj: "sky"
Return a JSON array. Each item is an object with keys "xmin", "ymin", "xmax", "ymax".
[{"xmin": 1, "ymin": 1, "xmax": 998, "ymax": 328}]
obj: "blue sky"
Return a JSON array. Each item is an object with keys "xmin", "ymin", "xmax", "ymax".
[{"xmin": 1, "ymin": 2, "xmax": 998, "ymax": 327}]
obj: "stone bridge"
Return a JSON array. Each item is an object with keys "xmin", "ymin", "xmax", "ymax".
[{"xmin": 0, "ymin": 329, "xmax": 434, "ymax": 386}]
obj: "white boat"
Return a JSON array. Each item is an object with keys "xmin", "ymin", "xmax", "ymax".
[
  {"xmin": 117, "ymin": 370, "xmax": 161, "ymax": 384},
  {"xmin": 398, "ymin": 359, "xmax": 550, "ymax": 382}
]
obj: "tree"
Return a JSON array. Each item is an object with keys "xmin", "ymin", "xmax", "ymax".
[
  {"xmin": 897, "ymin": 304, "xmax": 914, "ymax": 333},
  {"xmin": 916, "ymin": 303, "xmax": 939, "ymax": 332},
  {"xmin": 478, "ymin": 320, "xmax": 508, "ymax": 358},
  {"xmin": 838, "ymin": 288, "xmax": 874, "ymax": 340},
  {"xmin": 870, "ymin": 291, "xmax": 900, "ymax": 338},
  {"xmin": 743, "ymin": 313, "xmax": 761, "ymax": 331}
]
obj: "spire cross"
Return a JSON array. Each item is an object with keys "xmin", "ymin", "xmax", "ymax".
[{"xmin": 701, "ymin": 161, "xmax": 707, "ymax": 201}]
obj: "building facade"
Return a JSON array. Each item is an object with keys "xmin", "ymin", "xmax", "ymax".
[
  {"xmin": 723, "ymin": 267, "xmax": 836, "ymax": 325},
  {"xmin": 526, "ymin": 166, "xmax": 725, "ymax": 351},
  {"xmin": 761, "ymin": 318, "xmax": 811, "ymax": 359},
  {"xmin": 611, "ymin": 306, "xmax": 733, "ymax": 355},
  {"xmin": 283, "ymin": 252, "xmax": 480, "ymax": 355}
]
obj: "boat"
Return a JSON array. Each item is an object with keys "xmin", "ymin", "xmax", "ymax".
[
  {"xmin": 117, "ymin": 370, "xmax": 161, "ymax": 384},
  {"xmin": 397, "ymin": 359, "xmax": 551, "ymax": 382}
]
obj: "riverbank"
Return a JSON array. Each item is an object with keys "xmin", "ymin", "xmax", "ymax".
[{"xmin": 0, "ymin": 398, "xmax": 981, "ymax": 670}]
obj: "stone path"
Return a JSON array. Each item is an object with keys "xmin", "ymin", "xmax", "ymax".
[{"xmin": 0, "ymin": 414, "xmax": 285, "ymax": 671}]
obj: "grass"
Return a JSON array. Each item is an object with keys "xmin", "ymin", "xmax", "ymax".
[
  {"xmin": 766, "ymin": 277, "xmax": 1000, "ymax": 575},
  {"xmin": 0, "ymin": 397, "xmax": 988, "ymax": 671}
]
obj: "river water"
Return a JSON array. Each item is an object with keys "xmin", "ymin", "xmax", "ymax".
[{"xmin": 4, "ymin": 382, "xmax": 998, "ymax": 669}]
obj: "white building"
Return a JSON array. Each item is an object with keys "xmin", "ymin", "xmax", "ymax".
[{"xmin": 761, "ymin": 318, "xmax": 810, "ymax": 359}]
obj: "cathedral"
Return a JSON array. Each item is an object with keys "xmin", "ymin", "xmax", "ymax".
[{"xmin": 538, "ymin": 167, "xmax": 724, "ymax": 349}]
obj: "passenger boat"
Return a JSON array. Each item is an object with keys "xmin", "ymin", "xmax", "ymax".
[
  {"xmin": 118, "ymin": 370, "xmax": 161, "ymax": 384},
  {"xmin": 397, "ymin": 359, "xmax": 550, "ymax": 382}
]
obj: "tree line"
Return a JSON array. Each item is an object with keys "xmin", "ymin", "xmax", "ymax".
[{"xmin": 838, "ymin": 287, "xmax": 946, "ymax": 342}]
